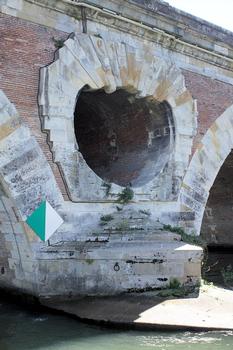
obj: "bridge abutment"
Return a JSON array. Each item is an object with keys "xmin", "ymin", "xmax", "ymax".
[{"xmin": 2, "ymin": 0, "xmax": 233, "ymax": 298}]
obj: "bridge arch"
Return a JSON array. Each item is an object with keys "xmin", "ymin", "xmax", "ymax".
[
  {"xmin": 0, "ymin": 90, "xmax": 63, "ymax": 295},
  {"xmin": 180, "ymin": 104, "xmax": 233, "ymax": 240},
  {"xmin": 39, "ymin": 32, "xmax": 197, "ymax": 202}
]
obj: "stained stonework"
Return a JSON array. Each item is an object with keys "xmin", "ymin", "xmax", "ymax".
[
  {"xmin": 0, "ymin": 89, "xmax": 202, "ymax": 297},
  {"xmin": 0, "ymin": 90, "xmax": 62, "ymax": 219},
  {"xmin": 0, "ymin": 89, "xmax": 64, "ymax": 293},
  {"xmin": 10, "ymin": 0, "xmax": 233, "ymax": 297},
  {"xmin": 180, "ymin": 104, "xmax": 233, "ymax": 236},
  {"xmin": 39, "ymin": 32, "xmax": 197, "ymax": 201},
  {"xmin": 0, "ymin": 185, "xmax": 36, "ymax": 294}
]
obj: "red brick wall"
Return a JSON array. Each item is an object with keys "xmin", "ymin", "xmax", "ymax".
[
  {"xmin": 2, "ymin": 13, "xmax": 233, "ymax": 199},
  {"xmin": 183, "ymin": 70, "xmax": 233, "ymax": 154},
  {"xmin": 0, "ymin": 13, "xmax": 69, "ymax": 198}
]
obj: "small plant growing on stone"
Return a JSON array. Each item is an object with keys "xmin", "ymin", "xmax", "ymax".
[
  {"xmin": 117, "ymin": 187, "xmax": 134, "ymax": 204},
  {"xmin": 169, "ymin": 278, "xmax": 181, "ymax": 289},
  {"xmin": 163, "ymin": 224, "xmax": 204, "ymax": 247},
  {"xmin": 102, "ymin": 182, "xmax": 111, "ymax": 196},
  {"xmin": 116, "ymin": 205, "xmax": 123, "ymax": 211},
  {"xmin": 100, "ymin": 214, "xmax": 113, "ymax": 222},
  {"xmin": 52, "ymin": 37, "xmax": 65, "ymax": 49},
  {"xmin": 115, "ymin": 219, "xmax": 129, "ymax": 231},
  {"xmin": 158, "ymin": 278, "xmax": 190, "ymax": 298},
  {"xmin": 86, "ymin": 259, "xmax": 94, "ymax": 265}
]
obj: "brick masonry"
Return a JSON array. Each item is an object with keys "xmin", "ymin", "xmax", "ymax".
[
  {"xmin": 183, "ymin": 70, "xmax": 233, "ymax": 154},
  {"xmin": 0, "ymin": 13, "xmax": 69, "ymax": 198},
  {"xmin": 1, "ymin": 13, "xmax": 233, "ymax": 200}
]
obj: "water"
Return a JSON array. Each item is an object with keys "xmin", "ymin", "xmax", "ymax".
[
  {"xmin": 0, "ymin": 299, "xmax": 233, "ymax": 350},
  {"xmin": 1, "ymin": 252, "xmax": 233, "ymax": 350},
  {"xmin": 203, "ymin": 249, "xmax": 233, "ymax": 286}
]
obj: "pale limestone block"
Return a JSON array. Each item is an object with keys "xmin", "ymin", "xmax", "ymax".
[
  {"xmin": 104, "ymin": 40, "xmax": 122, "ymax": 87},
  {"xmin": 173, "ymin": 103, "xmax": 196, "ymax": 136},
  {"xmin": 174, "ymin": 135, "xmax": 193, "ymax": 160},
  {"xmin": 208, "ymin": 128, "xmax": 230, "ymax": 161},
  {"xmin": 166, "ymin": 73, "xmax": 186, "ymax": 98},
  {"xmin": 214, "ymin": 44, "xmax": 228, "ymax": 55},
  {"xmin": 114, "ymin": 42, "xmax": 129, "ymax": 87},
  {"xmin": 49, "ymin": 128, "xmax": 69, "ymax": 143},
  {"xmin": 0, "ymin": 127, "xmax": 32, "ymax": 167},
  {"xmin": 143, "ymin": 58, "xmax": 165, "ymax": 97},
  {"xmin": 73, "ymin": 34, "xmax": 106, "ymax": 89},
  {"xmin": 90, "ymin": 36, "xmax": 117, "ymax": 93},
  {"xmin": 137, "ymin": 55, "xmax": 154, "ymax": 95},
  {"xmin": 64, "ymin": 39, "xmax": 100, "ymax": 89},
  {"xmin": 126, "ymin": 45, "xmax": 144, "ymax": 89},
  {"xmin": 6, "ymin": 0, "xmax": 22, "ymax": 10}
]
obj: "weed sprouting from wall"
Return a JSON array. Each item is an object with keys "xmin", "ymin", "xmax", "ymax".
[
  {"xmin": 100, "ymin": 214, "xmax": 114, "ymax": 222},
  {"xmin": 52, "ymin": 37, "xmax": 65, "ymax": 49},
  {"xmin": 117, "ymin": 187, "xmax": 134, "ymax": 204},
  {"xmin": 102, "ymin": 182, "xmax": 111, "ymax": 196},
  {"xmin": 163, "ymin": 224, "xmax": 204, "ymax": 247}
]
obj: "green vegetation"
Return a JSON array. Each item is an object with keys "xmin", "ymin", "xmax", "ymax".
[
  {"xmin": 52, "ymin": 37, "xmax": 65, "ymax": 49},
  {"xmin": 100, "ymin": 214, "xmax": 114, "ymax": 222},
  {"xmin": 158, "ymin": 278, "xmax": 190, "ymax": 298},
  {"xmin": 117, "ymin": 187, "xmax": 134, "ymax": 204},
  {"xmin": 169, "ymin": 278, "xmax": 181, "ymax": 289},
  {"xmin": 86, "ymin": 259, "xmax": 94, "ymax": 265},
  {"xmin": 158, "ymin": 287, "xmax": 189, "ymax": 298},
  {"xmin": 115, "ymin": 220, "xmax": 129, "ymax": 231},
  {"xmin": 221, "ymin": 265, "xmax": 233, "ymax": 287},
  {"xmin": 102, "ymin": 182, "xmax": 111, "ymax": 196},
  {"xmin": 163, "ymin": 224, "xmax": 204, "ymax": 247}
]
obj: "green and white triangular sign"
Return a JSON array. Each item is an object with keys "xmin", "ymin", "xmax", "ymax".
[{"xmin": 26, "ymin": 201, "xmax": 63, "ymax": 241}]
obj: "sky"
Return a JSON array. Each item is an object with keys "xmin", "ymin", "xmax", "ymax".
[{"xmin": 166, "ymin": 0, "xmax": 233, "ymax": 32}]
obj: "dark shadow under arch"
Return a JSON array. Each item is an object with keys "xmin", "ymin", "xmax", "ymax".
[{"xmin": 74, "ymin": 88, "xmax": 174, "ymax": 187}]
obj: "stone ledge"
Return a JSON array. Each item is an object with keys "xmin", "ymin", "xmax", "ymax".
[
  {"xmin": 41, "ymin": 286, "xmax": 233, "ymax": 331},
  {"xmin": 34, "ymin": 240, "xmax": 203, "ymax": 296}
]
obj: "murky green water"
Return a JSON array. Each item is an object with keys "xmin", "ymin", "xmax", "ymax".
[
  {"xmin": 0, "ymin": 299, "xmax": 233, "ymax": 350},
  {"xmin": 0, "ymin": 251, "xmax": 232, "ymax": 350},
  {"xmin": 204, "ymin": 250, "xmax": 233, "ymax": 286}
]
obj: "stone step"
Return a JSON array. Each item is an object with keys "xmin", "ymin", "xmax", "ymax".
[{"xmin": 88, "ymin": 230, "xmax": 181, "ymax": 242}]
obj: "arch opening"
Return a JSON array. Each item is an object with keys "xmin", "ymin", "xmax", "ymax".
[
  {"xmin": 201, "ymin": 150, "xmax": 233, "ymax": 287},
  {"xmin": 74, "ymin": 88, "xmax": 174, "ymax": 187},
  {"xmin": 201, "ymin": 150, "xmax": 233, "ymax": 248}
]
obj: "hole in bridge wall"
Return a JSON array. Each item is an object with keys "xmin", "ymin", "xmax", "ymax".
[
  {"xmin": 74, "ymin": 88, "xmax": 175, "ymax": 187},
  {"xmin": 201, "ymin": 150, "xmax": 233, "ymax": 247}
]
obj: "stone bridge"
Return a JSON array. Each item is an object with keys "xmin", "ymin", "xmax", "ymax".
[{"xmin": 0, "ymin": 0, "xmax": 233, "ymax": 298}]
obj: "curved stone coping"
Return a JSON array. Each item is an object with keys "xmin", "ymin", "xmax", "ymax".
[
  {"xmin": 39, "ymin": 32, "xmax": 197, "ymax": 202},
  {"xmin": 179, "ymin": 103, "xmax": 233, "ymax": 234}
]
